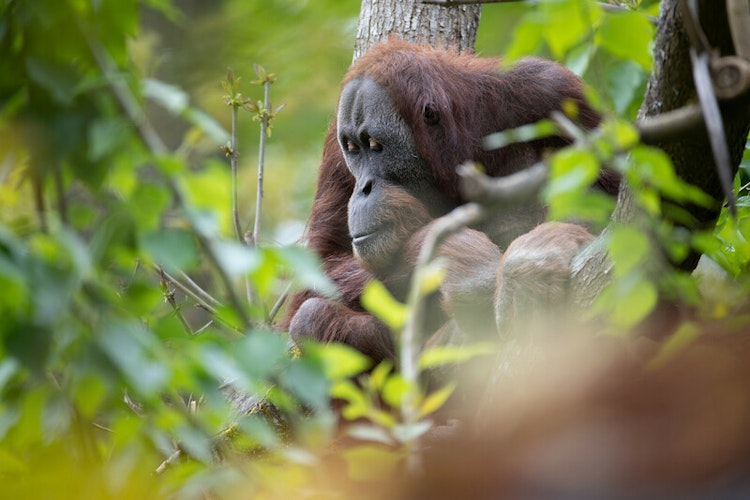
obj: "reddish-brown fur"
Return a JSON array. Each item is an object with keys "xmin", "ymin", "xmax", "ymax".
[{"xmin": 282, "ymin": 39, "xmax": 618, "ymax": 361}]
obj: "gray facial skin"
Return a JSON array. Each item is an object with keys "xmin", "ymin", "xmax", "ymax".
[{"xmin": 338, "ymin": 77, "xmax": 446, "ymax": 269}]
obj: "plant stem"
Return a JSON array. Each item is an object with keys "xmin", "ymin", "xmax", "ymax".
[
  {"xmin": 253, "ymin": 81, "xmax": 270, "ymax": 247},
  {"xmin": 179, "ymin": 270, "xmax": 222, "ymax": 307},
  {"xmin": 158, "ymin": 267, "xmax": 194, "ymax": 335},
  {"xmin": 230, "ymin": 104, "xmax": 243, "ymax": 243},
  {"xmin": 400, "ymin": 202, "xmax": 484, "ymax": 471}
]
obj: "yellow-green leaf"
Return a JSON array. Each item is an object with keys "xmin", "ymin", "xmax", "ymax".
[
  {"xmin": 362, "ymin": 280, "xmax": 408, "ymax": 331},
  {"xmin": 419, "ymin": 342, "xmax": 496, "ymax": 370},
  {"xmin": 419, "ymin": 382, "xmax": 457, "ymax": 418}
]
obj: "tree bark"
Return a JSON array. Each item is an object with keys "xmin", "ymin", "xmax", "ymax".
[
  {"xmin": 353, "ymin": 0, "xmax": 481, "ymax": 60},
  {"xmin": 638, "ymin": 1, "xmax": 748, "ymax": 231},
  {"xmin": 572, "ymin": 0, "xmax": 750, "ymax": 306}
]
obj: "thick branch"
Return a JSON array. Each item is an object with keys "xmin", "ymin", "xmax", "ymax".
[
  {"xmin": 458, "ymin": 162, "xmax": 547, "ymax": 206},
  {"xmin": 421, "ymin": 0, "xmax": 658, "ymax": 22}
]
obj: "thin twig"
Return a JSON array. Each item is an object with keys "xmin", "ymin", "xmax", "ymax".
[
  {"xmin": 155, "ymin": 449, "xmax": 182, "ymax": 474},
  {"xmin": 179, "ymin": 270, "xmax": 222, "ymax": 307},
  {"xmin": 400, "ymin": 202, "xmax": 484, "ymax": 472},
  {"xmin": 253, "ymin": 80, "xmax": 271, "ymax": 247},
  {"xmin": 230, "ymin": 103, "xmax": 244, "ymax": 243},
  {"xmin": 158, "ymin": 267, "xmax": 195, "ymax": 334},
  {"xmin": 156, "ymin": 266, "xmax": 219, "ymax": 315},
  {"xmin": 158, "ymin": 267, "xmax": 243, "ymax": 334},
  {"xmin": 401, "ymin": 203, "xmax": 485, "ymax": 384},
  {"xmin": 268, "ymin": 284, "xmax": 291, "ymax": 323},
  {"xmin": 550, "ymin": 110, "xmax": 588, "ymax": 143},
  {"xmin": 194, "ymin": 303, "xmax": 243, "ymax": 335}
]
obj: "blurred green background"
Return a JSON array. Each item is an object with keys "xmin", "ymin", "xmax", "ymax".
[
  {"xmin": 133, "ymin": 0, "xmax": 538, "ymax": 243},
  {"xmin": 1, "ymin": 0, "xmax": 659, "ymax": 241}
]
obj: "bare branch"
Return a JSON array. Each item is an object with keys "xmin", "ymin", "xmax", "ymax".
[
  {"xmin": 157, "ymin": 268, "xmax": 218, "ymax": 314},
  {"xmin": 458, "ymin": 161, "xmax": 548, "ymax": 206},
  {"xmin": 636, "ymin": 104, "xmax": 705, "ymax": 144},
  {"xmin": 230, "ymin": 103, "xmax": 244, "ymax": 243},
  {"xmin": 155, "ymin": 449, "xmax": 182, "ymax": 474},
  {"xmin": 158, "ymin": 267, "xmax": 194, "ymax": 335},
  {"xmin": 179, "ymin": 271, "xmax": 222, "ymax": 307},
  {"xmin": 401, "ymin": 203, "xmax": 484, "ymax": 430},
  {"xmin": 269, "ymin": 284, "xmax": 290, "ymax": 323},
  {"xmin": 421, "ymin": 0, "xmax": 658, "ymax": 23}
]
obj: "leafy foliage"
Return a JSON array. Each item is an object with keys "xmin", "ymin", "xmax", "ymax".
[{"xmin": 1, "ymin": 0, "xmax": 749, "ymax": 497}]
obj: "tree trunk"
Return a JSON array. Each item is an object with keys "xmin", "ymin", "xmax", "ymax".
[
  {"xmin": 353, "ymin": 0, "xmax": 481, "ymax": 60},
  {"xmin": 634, "ymin": 0, "xmax": 747, "ymax": 235},
  {"xmin": 572, "ymin": 0, "xmax": 750, "ymax": 306}
]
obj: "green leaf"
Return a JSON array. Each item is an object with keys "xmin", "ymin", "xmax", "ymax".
[
  {"xmin": 155, "ymin": 155, "xmax": 185, "ymax": 176},
  {"xmin": 0, "ymin": 359, "xmax": 20, "ymax": 394},
  {"xmin": 88, "ymin": 117, "xmax": 129, "ymax": 162},
  {"xmin": 546, "ymin": 147, "xmax": 600, "ymax": 198},
  {"xmin": 648, "ymin": 323, "xmax": 701, "ymax": 368},
  {"xmin": 140, "ymin": 228, "xmax": 198, "ymax": 273},
  {"xmin": 0, "ymin": 255, "xmax": 29, "ymax": 320},
  {"xmin": 483, "ymin": 119, "xmax": 557, "ymax": 150},
  {"xmin": 361, "ymin": 280, "xmax": 407, "ymax": 331},
  {"xmin": 237, "ymin": 330, "xmax": 290, "ymax": 379},
  {"xmin": 597, "ymin": 12, "xmax": 654, "ymax": 71},
  {"xmin": 419, "ymin": 342, "xmax": 496, "ymax": 369},
  {"xmin": 608, "ymin": 225, "xmax": 651, "ymax": 276},
  {"xmin": 278, "ymin": 246, "xmax": 337, "ymax": 298},
  {"xmin": 605, "ymin": 60, "xmax": 646, "ymax": 115},
  {"xmin": 142, "ymin": 78, "xmax": 189, "ymax": 114},
  {"xmin": 344, "ymin": 445, "xmax": 402, "ymax": 481},
  {"xmin": 0, "ymin": 448, "xmax": 26, "ymax": 474},
  {"xmin": 381, "ymin": 373, "xmax": 413, "ymax": 410},
  {"xmin": 237, "ymin": 414, "xmax": 282, "ymax": 450},
  {"xmin": 25, "ymin": 57, "xmax": 79, "ymax": 105},
  {"xmin": 183, "ymin": 108, "xmax": 230, "ymax": 144},
  {"xmin": 504, "ymin": 16, "xmax": 543, "ymax": 62},
  {"xmin": 97, "ymin": 320, "xmax": 169, "ymax": 398},
  {"xmin": 419, "ymin": 382, "xmax": 456, "ymax": 418},
  {"xmin": 630, "ymin": 146, "xmax": 714, "ymax": 207},
  {"xmin": 72, "ymin": 373, "xmax": 107, "ymax": 419},
  {"xmin": 417, "ymin": 260, "xmax": 446, "ymax": 296},
  {"xmin": 332, "ymin": 380, "xmax": 368, "ymax": 421},
  {"xmin": 174, "ymin": 424, "xmax": 213, "ymax": 464},
  {"xmin": 280, "ymin": 358, "xmax": 330, "ymax": 412},
  {"xmin": 611, "ymin": 277, "xmax": 658, "ymax": 327},
  {"xmin": 369, "ymin": 360, "xmax": 393, "ymax": 392},
  {"xmin": 199, "ymin": 345, "xmax": 251, "ymax": 390},
  {"xmin": 601, "ymin": 118, "xmax": 640, "ymax": 151},
  {"xmin": 540, "ymin": 0, "xmax": 600, "ymax": 59},
  {"xmin": 310, "ymin": 343, "xmax": 371, "ymax": 380},
  {"xmin": 566, "ymin": 43, "xmax": 596, "ymax": 77},
  {"xmin": 211, "ymin": 240, "xmax": 261, "ymax": 277},
  {"xmin": 129, "ymin": 182, "xmax": 170, "ymax": 231}
]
